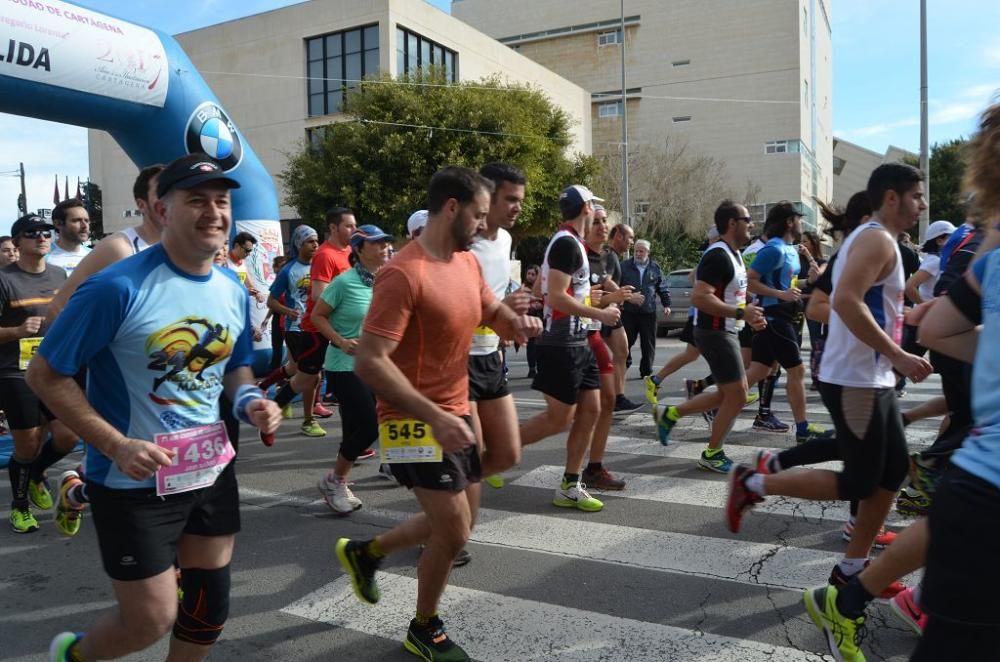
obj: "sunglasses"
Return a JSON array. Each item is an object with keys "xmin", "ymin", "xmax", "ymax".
[
  {"xmin": 735, "ymin": 216, "xmax": 753, "ymax": 223},
  {"xmin": 23, "ymin": 230, "xmax": 52, "ymax": 239}
]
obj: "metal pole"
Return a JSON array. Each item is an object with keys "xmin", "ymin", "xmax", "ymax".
[
  {"xmin": 620, "ymin": 0, "xmax": 630, "ymax": 226},
  {"xmin": 918, "ymin": 0, "xmax": 929, "ymax": 241},
  {"xmin": 19, "ymin": 162, "xmax": 27, "ymax": 214}
]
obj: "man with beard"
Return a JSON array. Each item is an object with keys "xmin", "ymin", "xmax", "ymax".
[{"xmin": 46, "ymin": 199, "xmax": 91, "ymax": 275}]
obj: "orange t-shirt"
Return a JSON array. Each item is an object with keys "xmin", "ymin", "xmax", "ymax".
[
  {"xmin": 301, "ymin": 242, "xmax": 352, "ymax": 332},
  {"xmin": 362, "ymin": 241, "xmax": 496, "ymax": 421}
]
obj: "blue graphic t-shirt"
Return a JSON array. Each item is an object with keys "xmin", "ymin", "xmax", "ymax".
[
  {"xmin": 39, "ymin": 244, "xmax": 253, "ymax": 489},
  {"xmin": 269, "ymin": 258, "xmax": 310, "ymax": 333},
  {"xmin": 750, "ymin": 237, "xmax": 801, "ymax": 316},
  {"xmin": 951, "ymin": 247, "xmax": 1000, "ymax": 490}
]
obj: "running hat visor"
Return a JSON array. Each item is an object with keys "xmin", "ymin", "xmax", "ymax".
[{"xmin": 156, "ymin": 154, "xmax": 241, "ymax": 198}]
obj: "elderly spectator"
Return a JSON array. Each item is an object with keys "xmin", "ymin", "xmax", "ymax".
[{"xmin": 620, "ymin": 239, "xmax": 671, "ymax": 378}]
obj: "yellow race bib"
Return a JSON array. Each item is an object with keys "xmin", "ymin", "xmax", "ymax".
[
  {"xmin": 379, "ymin": 419, "xmax": 442, "ymax": 463},
  {"xmin": 18, "ymin": 337, "xmax": 42, "ymax": 371}
]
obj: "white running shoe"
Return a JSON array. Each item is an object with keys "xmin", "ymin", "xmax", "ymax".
[{"xmin": 318, "ymin": 475, "xmax": 362, "ymax": 514}]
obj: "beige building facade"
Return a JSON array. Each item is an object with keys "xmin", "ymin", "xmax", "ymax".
[
  {"xmin": 831, "ymin": 137, "xmax": 917, "ymax": 209},
  {"xmin": 454, "ymin": 0, "xmax": 833, "ymax": 229},
  {"xmin": 89, "ymin": 0, "xmax": 591, "ymax": 234}
]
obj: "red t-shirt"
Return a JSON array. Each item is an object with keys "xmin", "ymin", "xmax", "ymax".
[
  {"xmin": 300, "ymin": 242, "xmax": 352, "ymax": 332},
  {"xmin": 363, "ymin": 241, "xmax": 495, "ymax": 421}
]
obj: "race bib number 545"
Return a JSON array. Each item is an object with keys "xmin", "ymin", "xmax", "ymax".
[{"xmin": 379, "ymin": 419, "xmax": 442, "ymax": 464}]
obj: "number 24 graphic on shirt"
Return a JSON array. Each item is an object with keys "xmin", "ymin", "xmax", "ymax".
[{"xmin": 144, "ymin": 317, "xmax": 234, "ymax": 403}]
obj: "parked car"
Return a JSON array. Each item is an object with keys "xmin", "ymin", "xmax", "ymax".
[{"xmin": 656, "ymin": 269, "xmax": 693, "ymax": 335}]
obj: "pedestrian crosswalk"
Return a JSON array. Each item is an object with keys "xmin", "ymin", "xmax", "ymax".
[{"xmin": 267, "ymin": 373, "xmax": 941, "ymax": 661}]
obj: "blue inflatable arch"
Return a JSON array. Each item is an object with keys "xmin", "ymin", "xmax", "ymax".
[{"xmin": 0, "ymin": 0, "xmax": 281, "ymax": 363}]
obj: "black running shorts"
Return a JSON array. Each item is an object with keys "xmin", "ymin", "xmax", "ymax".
[
  {"xmin": 693, "ymin": 328, "xmax": 744, "ymax": 385},
  {"xmin": 738, "ymin": 323, "xmax": 756, "ymax": 349},
  {"xmin": 678, "ymin": 316, "xmax": 695, "ymax": 346},
  {"xmin": 284, "ymin": 331, "xmax": 326, "ymax": 375},
  {"xmin": 0, "ymin": 376, "xmax": 53, "ymax": 430},
  {"xmin": 89, "ymin": 463, "xmax": 241, "ymax": 581},
  {"xmin": 751, "ymin": 317, "xmax": 803, "ymax": 369},
  {"xmin": 389, "ymin": 417, "xmax": 482, "ymax": 492},
  {"xmin": 468, "ymin": 352, "xmax": 509, "ymax": 402},
  {"xmin": 531, "ymin": 344, "xmax": 600, "ymax": 405}
]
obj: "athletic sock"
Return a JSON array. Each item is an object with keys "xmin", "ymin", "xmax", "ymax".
[
  {"xmin": 8, "ymin": 456, "xmax": 31, "ymax": 508},
  {"xmin": 835, "ymin": 575, "xmax": 874, "ymax": 619},
  {"xmin": 29, "ymin": 438, "xmax": 71, "ymax": 480},
  {"xmin": 745, "ymin": 473, "xmax": 766, "ymax": 496},
  {"xmin": 585, "ymin": 462, "xmax": 602, "ymax": 474},
  {"xmin": 274, "ymin": 383, "xmax": 297, "ymax": 408},
  {"xmin": 651, "ymin": 375, "xmax": 662, "ymax": 385},
  {"xmin": 758, "ymin": 374, "xmax": 778, "ymax": 414},
  {"xmin": 795, "ymin": 421, "xmax": 810, "ymax": 436},
  {"xmin": 837, "ymin": 557, "xmax": 867, "ymax": 576},
  {"xmin": 414, "ymin": 611, "xmax": 437, "ymax": 628},
  {"xmin": 68, "ymin": 482, "xmax": 89, "ymax": 507},
  {"xmin": 563, "ymin": 473, "xmax": 580, "ymax": 485},
  {"xmin": 364, "ymin": 538, "xmax": 386, "ymax": 560}
]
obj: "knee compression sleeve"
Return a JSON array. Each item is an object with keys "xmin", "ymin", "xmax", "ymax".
[{"xmin": 173, "ymin": 566, "xmax": 231, "ymax": 645}]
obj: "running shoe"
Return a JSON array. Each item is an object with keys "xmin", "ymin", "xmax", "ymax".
[
  {"xmin": 684, "ymin": 378, "xmax": 705, "ymax": 400},
  {"xmin": 643, "ymin": 376, "xmax": 660, "ymax": 406},
  {"xmin": 452, "ymin": 548, "xmax": 472, "ymax": 568},
  {"xmin": 697, "ymin": 449, "xmax": 733, "ymax": 474},
  {"xmin": 355, "ymin": 448, "xmax": 377, "ymax": 462},
  {"xmin": 55, "ymin": 470, "xmax": 85, "ymax": 537},
  {"xmin": 10, "ymin": 506, "xmax": 39, "ymax": 534},
  {"xmin": 318, "ymin": 475, "xmax": 362, "ymax": 514},
  {"xmin": 300, "ymin": 419, "xmax": 327, "ymax": 437},
  {"xmin": 889, "ymin": 587, "xmax": 926, "ymax": 635},
  {"xmin": 829, "ymin": 562, "xmax": 905, "ymax": 599},
  {"xmin": 378, "ymin": 463, "xmax": 399, "ymax": 483},
  {"xmin": 841, "ymin": 521, "xmax": 896, "ymax": 549},
  {"xmin": 744, "ymin": 391, "xmax": 760, "ymax": 407},
  {"xmin": 702, "ymin": 407, "xmax": 718, "ymax": 426},
  {"xmin": 28, "ymin": 477, "xmax": 54, "ymax": 510},
  {"xmin": 483, "ymin": 474, "xmax": 504, "ymax": 489},
  {"xmin": 796, "ymin": 423, "xmax": 835, "ymax": 445},
  {"xmin": 334, "ymin": 538, "xmax": 381, "ymax": 604},
  {"xmin": 582, "ymin": 466, "xmax": 626, "ymax": 491},
  {"xmin": 803, "ymin": 585, "xmax": 867, "ymax": 662},
  {"xmin": 259, "ymin": 429, "xmax": 275, "ymax": 447},
  {"xmin": 404, "ymin": 615, "xmax": 470, "ymax": 662},
  {"xmin": 48, "ymin": 632, "xmax": 84, "ymax": 662},
  {"xmin": 653, "ymin": 403, "xmax": 677, "ymax": 445},
  {"xmin": 614, "ymin": 395, "xmax": 643, "ymax": 413},
  {"xmin": 313, "ymin": 402, "xmax": 335, "ymax": 419},
  {"xmin": 725, "ymin": 464, "xmax": 763, "ymax": 533},
  {"xmin": 526, "ymin": 368, "xmax": 537, "ymax": 379},
  {"xmin": 281, "ymin": 404, "xmax": 293, "ymax": 418},
  {"xmin": 752, "ymin": 412, "xmax": 790, "ymax": 433},
  {"xmin": 553, "ymin": 480, "xmax": 604, "ymax": 512},
  {"xmin": 895, "ymin": 487, "xmax": 931, "ymax": 518},
  {"xmin": 322, "ymin": 393, "xmax": 339, "ymax": 406},
  {"xmin": 754, "ymin": 449, "xmax": 779, "ymax": 475}
]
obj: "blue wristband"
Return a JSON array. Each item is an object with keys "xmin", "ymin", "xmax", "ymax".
[{"xmin": 233, "ymin": 384, "xmax": 266, "ymax": 425}]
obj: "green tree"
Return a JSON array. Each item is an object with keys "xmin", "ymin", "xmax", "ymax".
[
  {"xmin": 927, "ymin": 138, "xmax": 967, "ymax": 224},
  {"xmin": 281, "ymin": 71, "xmax": 598, "ymax": 242}
]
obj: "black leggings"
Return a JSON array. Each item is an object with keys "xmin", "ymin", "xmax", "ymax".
[
  {"xmin": 327, "ymin": 371, "xmax": 377, "ymax": 462},
  {"xmin": 776, "ymin": 437, "xmax": 858, "ymax": 516},
  {"xmin": 269, "ymin": 318, "xmax": 284, "ymax": 372}
]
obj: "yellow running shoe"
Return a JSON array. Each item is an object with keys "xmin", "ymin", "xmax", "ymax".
[
  {"xmin": 643, "ymin": 376, "xmax": 660, "ymax": 406},
  {"xmin": 28, "ymin": 477, "xmax": 54, "ymax": 510},
  {"xmin": 484, "ymin": 474, "xmax": 504, "ymax": 489}
]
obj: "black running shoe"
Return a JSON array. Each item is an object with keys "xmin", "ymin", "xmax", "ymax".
[
  {"xmin": 404, "ymin": 616, "xmax": 470, "ymax": 661},
  {"xmin": 614, "ymin": 395, "xmax": 643, "ymax": 413},
  {"xmin": 335, "ymin": 538, "xmax": 381, "ymax": 604}
]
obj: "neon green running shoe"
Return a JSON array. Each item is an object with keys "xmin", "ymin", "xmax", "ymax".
[
  {"xmin": 404, "ymin": 616, "xmax": 470, "ymax": 661},
  {"xmin": 281, "ymin": 404, "xmax": 293, "ymax": 418},
  {"xmin": 10, "ymin": 506, "xmax": 39, "ymax": 534},
  {"xmin": 49, "ymin": 632, "xmax": 84, "ymax": 662},
  {"xmin": 29, "ymin": 477, "xmax": 54, "ymax": 510},
  {"xmin": 803, "ymin": 584, "xmax": 867, "ymax": 662},
  {"xmin": 55, "ymin": 470, "xmax": 85, "ymax": 537},
  {"xmin": 300, "ymin": 419, "xmax": 327, "ymax": 437},
  {"xmin": 483, "ymin": 474, "xmax": 504, "ymax": 489},
  {"xmin": 643, "ymin": 376, "xmax": 660, "ymax": 406},
  {"xmin": 334, "ymin": 538, "xmax": 381, "ymax": 604},
  {"xmin": 553, "ymin": 480, "xmax": 603, "ymax": 512},
  {"xmin": 744, "ymin": 391, "xmax": 760, "ymax": 407}
]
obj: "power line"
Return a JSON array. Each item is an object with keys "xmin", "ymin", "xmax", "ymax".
[{"xmin": 199, "ymin": 70, "xmax": 535, "ymax": 93}]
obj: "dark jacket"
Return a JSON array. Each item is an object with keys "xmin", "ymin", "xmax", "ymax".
[{"xmin": 620, "ymin": 258, "xmax": 671, "ymax": 314}]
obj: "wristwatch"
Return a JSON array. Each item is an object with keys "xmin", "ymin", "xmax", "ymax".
[{"xmin": 735, "ymin": 307, "xmax": 745, "ymax": 320}]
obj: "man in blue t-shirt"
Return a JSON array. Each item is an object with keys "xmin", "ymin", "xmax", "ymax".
[{"xmin": 28, "ymin": 154, "xmax": 282, "ymax": 662}]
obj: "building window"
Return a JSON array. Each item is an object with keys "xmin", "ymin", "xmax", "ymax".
[
  {"xmin": 672, "ymin": 59, "xmax": 690, "ymax": 66},
  {"xmin": 306, "ymin": 126, "xmax": 330, "ymax": 152},
  {"xmin": 765, "ymin": 139, "xmax": 803, "ymax": 154},
  {"xmin": 598, "ymin": 101, "xmax": 623, "ymax": 118},
  {"xmin": 672, "ymin": 115, "xmax": 691, "ymax": 123},
  {"xmin": 833, "ymin": 156, "xmax": 846, "ymax": 176},
  {"xmin": 396, "ymin": 26, "xmax": 457, "ymax": 81},
  {"xmin": 597, "ymin": 29, "xmax": 621, "ymax": 46},
  {"xmin": 635, "ymin": 200, "xmax": 650, "ymax": 218},
  {"xmin": 306, "ymin": 25, "xmax": 379, "ymax": 117}
]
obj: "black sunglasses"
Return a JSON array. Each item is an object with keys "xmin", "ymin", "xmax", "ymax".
[
  {"xmin": 734, "ymin": 216, "xmax": 753, "ymax": 223},
  {"xmin": 23, "ymin": 229, "xmax": 52, "ymax": 239}
]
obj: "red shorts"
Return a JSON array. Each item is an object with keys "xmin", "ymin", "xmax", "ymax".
[{"xmin": 587, "ymin": 331, "xmax": 615, "ymax": 375}]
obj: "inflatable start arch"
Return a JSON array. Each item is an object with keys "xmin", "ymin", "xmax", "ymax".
[{"xmin": 0, "ymin": 0, "xmax": 282, "ymax": 359}]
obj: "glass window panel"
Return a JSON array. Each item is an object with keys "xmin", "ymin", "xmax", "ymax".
[
  {"xmin": 325, "ymin": 34, "xmax": 341, "ymax": 57},
  {"xmin": 307, "ymin": 38, "xmax": 323, "ymax": 62},
  {"xmin": 397, "ymin": 47, "xmax": 405, "ymax": 75},
  {"xmin": 364, "ymin": 49, "xmax": 380, "ymax": 75},
  {"xmin": 397, "ymin": 28, "xmax": 405, "ymax": 53},
  {"xmin": 307, "ymin": 61, "xmax": 324, "ymax": 96},
  {"xmin": 420, "ymin": 39, "xmax": 431, "ymax": 67},
  {"xmin": 407, "ymin": 33, "xmax": 418, "ymax": 71},
  {"xmin": 345, "ymin": 53, "xmax": 362, "ymax": 84},
  {"xmin": 433, "ymin": 45, "xmax": 443, "ymax": 65},
  {"xmin": 327, "ymin": 88, "xmax": 343, "ymax": 112},
  {"xmin": 327, "ymin": 56, "xmax": 342, "ymax": 84},
  {"xmin": 364, "ymin": 25, "xmax": 378, "ymax": 49},
  {"xmin": 345, "ymin": 28, "xmax": 361, "ymax": 54},
  {"xmin": 309, "ymin": 93, "xmax": 325, "ymax": 117},
  {"xmin": 447, "ymin": 52, "xmax": 456, "ymax": 81}
]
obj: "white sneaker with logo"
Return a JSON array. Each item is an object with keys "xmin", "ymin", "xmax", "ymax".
[
  {"xmin": 318, "ymin": 475, "xmax": 362, "ymax": 514},
  {"xmin": 552, "ymin": 480, "xmax": 604, "ymax": 512}
]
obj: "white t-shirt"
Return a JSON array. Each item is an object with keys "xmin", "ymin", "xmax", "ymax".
[
  {"xmin": 46, "ymin": 243, "xmax": 92, "ymax": 275},
  {"xmin": 468, "ymin": 228, "xmax": 512, "ymax": 356},
  {"xmin": 917, "ymin": 254, "xmax": 941, "ymax": 302}
]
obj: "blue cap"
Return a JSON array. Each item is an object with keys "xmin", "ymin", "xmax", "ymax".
[
  {"xmin": 350, "ymin": 224, "xmax": 394, "ymax": 249},
  {"xmin": 558, "ymin": 184, "xmax": 604, "ymax": 216}
]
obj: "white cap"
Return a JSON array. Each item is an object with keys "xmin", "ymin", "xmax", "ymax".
[
  {"xmin": 925, "ymin": 220, "xmax": 956, "ymax": 242},
  {"xmin": 407, "ymin": 210, "xmax": 428, "ymax": 238},
  {"xmin": 707, "ymin": 225, "xmax": 720, "ymax": 241}
]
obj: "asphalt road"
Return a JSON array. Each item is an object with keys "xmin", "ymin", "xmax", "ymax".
[{"xmin": 1, "ymin": 334, "xmax": 941, "ymax": 661}]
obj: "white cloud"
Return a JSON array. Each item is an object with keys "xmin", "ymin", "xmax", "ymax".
[
  {"xmin": 839, "ymin": 117, "xmax": 919, "ymax": 139},
  {"xmin": 985, "ymin": 45, "xmax": 1000, "ymax": 67}
]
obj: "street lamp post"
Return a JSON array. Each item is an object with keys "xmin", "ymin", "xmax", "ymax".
[
  {"xmin": 918, "ymin": 0, "xmax": 929, "ymax": 241},
  {"xmin": 620, "ymin": 0, "xmax": 629, "ymax": 226}
]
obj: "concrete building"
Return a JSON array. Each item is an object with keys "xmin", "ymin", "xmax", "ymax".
[
  {"xmin": 88, "ymin": 0, "xmax": 591, "ymax": 234},
  {"xmin": 453, "ymin": 0, "xmax": 833, "ymax": 229},
  {"xmin": 831, "ymin": 137, "xmax": 917, "ymax": 208}
]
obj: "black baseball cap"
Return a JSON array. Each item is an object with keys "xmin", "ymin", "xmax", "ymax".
[
  {"xmin": 156, "ymin": 153, "xmax": 241, "ymax": 198},
  {"xmin": 11, "ymin": 214, "xmax": 55, "ymax": 237}
]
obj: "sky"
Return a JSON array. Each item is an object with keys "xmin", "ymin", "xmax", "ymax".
[{"xmin": 1, "ymin": 0, "xmax": 998, "ymax": 234}]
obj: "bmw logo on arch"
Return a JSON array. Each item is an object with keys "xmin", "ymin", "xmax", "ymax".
[{"xmin": 185, "ymin": 102, "xmax": 243, "ymax": 172}]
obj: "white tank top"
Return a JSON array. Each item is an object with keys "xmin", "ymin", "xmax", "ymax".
[
  {"xmin": 539, "ymin": 226, "xmax": 591, "ymax": 346},
  {"xmin": 693, "ymin": 240, "xmax": 747, "ymax": 333},
  {"xmin": 820, "ymin": 221, "xmax": 905, "ymax": 388},
  {"xmin": 118, "ymin": 226, "xmax": 151, "ymax": 255},
  {"xmin": 468, "ymin": 228, "xmax": 513, "ymax": 356}
]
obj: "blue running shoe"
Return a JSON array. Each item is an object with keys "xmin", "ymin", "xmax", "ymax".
[
  {"xmin": 752, "ymin": 412, "xmax": 790, "ymax": 433},
  {"xmin": 698, "ymin": 450, "xmax": 734, "ymax": 473},
  {"xmin": 653, "ymin": 403, "xmax": 677, "ymax": 446},
  {"xmin": 796, "ymin": 423, "xmax": 835, "ymax": 445}
]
